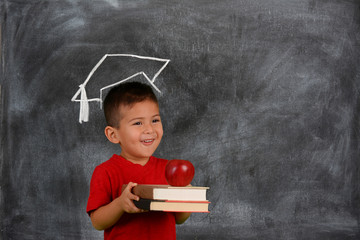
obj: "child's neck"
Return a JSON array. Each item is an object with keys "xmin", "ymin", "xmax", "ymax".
[{"xmin": 121, "ymin": 154, "xmax": 149, "ymax": 166}]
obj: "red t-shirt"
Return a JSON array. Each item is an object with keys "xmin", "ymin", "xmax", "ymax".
[{"xmin": 87, "ymin": 155, "xmax": 176, "ymax": 240}]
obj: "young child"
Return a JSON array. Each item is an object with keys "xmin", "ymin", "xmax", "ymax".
[{"xmin": 86, "ymin": 81, "xmax": 191, "ymax": 239}]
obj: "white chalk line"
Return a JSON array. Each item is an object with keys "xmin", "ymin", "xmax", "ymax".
[{"xmin": 71, "ymin": 54, "xmax": 170, "ymax": 123}]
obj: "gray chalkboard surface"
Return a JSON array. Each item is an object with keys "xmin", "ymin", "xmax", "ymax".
[{"xmin": 1, "ymin": 0, "xmax": 359, "ymax": 239}]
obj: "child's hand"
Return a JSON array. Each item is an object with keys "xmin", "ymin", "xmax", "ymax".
[
  {"xmin": 89, "ymin": 182, "xmax": 146, "ymax": 230},
  {"xmin": 118, "ymin": 182, "xmax": 146, "ymax": 214}
]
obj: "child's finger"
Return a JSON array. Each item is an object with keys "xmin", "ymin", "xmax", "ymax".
[
  {"xmin": 129, "ymin": 193, "xmax": 140, "ymax": 201},
  {"xmin": 126, "ymin": 182, "xmax": 140, "ymax": 201},
  {"xmin": 127, "ymin": 199, "xmax": 144, "ymax": 213},
  {"xmin": 125, "ymin": 182, "xmax": 137, "ymax": 192}
]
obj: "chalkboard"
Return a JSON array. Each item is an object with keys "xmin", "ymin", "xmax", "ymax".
[{"xmin": 1, "ymin": 0, "xmax": 359, "ymax": 239}]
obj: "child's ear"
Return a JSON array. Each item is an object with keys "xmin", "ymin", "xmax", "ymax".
[{"xmin": 104, "ymin": 126, "xmax": 121, "ymax": 144}]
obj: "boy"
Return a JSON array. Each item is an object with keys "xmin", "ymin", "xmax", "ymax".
[{"xmin": 86, "ymin": 81, "xmax": 191, "ymax": 239}]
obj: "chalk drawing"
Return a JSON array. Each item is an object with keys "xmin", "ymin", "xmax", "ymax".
[{"xmin": 71, "ymin": 54, "xmax": 170, "ymax": 123}]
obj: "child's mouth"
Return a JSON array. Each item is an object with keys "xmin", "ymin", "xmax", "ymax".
[{"xmin": 142, "ymin": 139, "xmax": 154, "ymax": 144}]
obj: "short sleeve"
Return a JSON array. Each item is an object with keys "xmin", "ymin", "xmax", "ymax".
[{"xmin": 86, "ymin": 166, "xmax": 112, "ymax": 214}]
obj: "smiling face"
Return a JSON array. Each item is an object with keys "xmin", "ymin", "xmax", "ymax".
[{"xmin": 105, "ymin": 100, "xmax": 163, "ymax": 165}]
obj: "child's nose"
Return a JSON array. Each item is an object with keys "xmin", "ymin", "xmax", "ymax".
[{"xmin": 143, "ymin": 123, "xmax": 154, "ymax": 134}]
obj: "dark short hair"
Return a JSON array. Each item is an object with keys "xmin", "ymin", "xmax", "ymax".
[{"xmin": 103, "ymin": 81, "xmax": 158, "ymax": 127}]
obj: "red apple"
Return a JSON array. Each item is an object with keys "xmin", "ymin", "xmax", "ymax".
[{"xmin": 165, "ymin": 159, "xmax": 195, "ymax": 186}]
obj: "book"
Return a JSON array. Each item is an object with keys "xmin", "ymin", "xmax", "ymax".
[
  {"xmin": 122, "ymin": 184, "xmax": 209, "ymax": 201},
  {"xmin": 133, "ymin": 199, "xmax": 210, "ymax": 212}
]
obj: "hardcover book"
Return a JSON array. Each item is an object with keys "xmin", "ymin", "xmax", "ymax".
[
  {"xmin": 122, "ymin": 184, "xmax": 209, "ymax": 201},
  {"xmin": 133, "ymin": 199, "xmax": 210, "ymax": 212}
]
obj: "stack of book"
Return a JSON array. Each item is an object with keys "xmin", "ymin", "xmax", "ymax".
[{"xmin": 123, "ymin": 184, "xmax": 210, "ymax": 212}]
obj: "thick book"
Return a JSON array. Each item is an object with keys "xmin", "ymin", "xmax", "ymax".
[
  {"xmin": 134, "ymin": 199, "xmax": 210, "ymax": 212},
  {"xmin": 123, "ymin": 184, "xmax": 209, "ymax": 201}
]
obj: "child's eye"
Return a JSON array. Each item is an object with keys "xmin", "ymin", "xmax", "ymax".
[
  {"xmin": 133, "ymin": 122, "xmax": 142, "ymax": 125},
  {"xmin": 152, "ymin": 119, "xmax": 161, "ymax": 123}
]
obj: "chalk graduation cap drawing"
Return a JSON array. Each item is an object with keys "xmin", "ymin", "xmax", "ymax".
[{"xmin": 71, "ymin": 54, "xmax": 170, "ymax": 123}]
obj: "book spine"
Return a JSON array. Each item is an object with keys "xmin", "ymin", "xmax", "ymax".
[
  {"xmin": 132, "ymin": 186, "xmax": 155, "ymax": 199},
  {"xmin": 133, "ymin": 199, "xmax": 152, "ymax": 210}
]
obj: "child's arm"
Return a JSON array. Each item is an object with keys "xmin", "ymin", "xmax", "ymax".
[
  {"xmin": 174, "ymin": 183, "xmax": 192, "ymax": 224},
  {"xmin": 174, "ymin": 212, "xmax": 192, "ymax": 224},
  {"xmin": 90, "ymin": 182, "xmax": 143, "ymax": 230}
]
